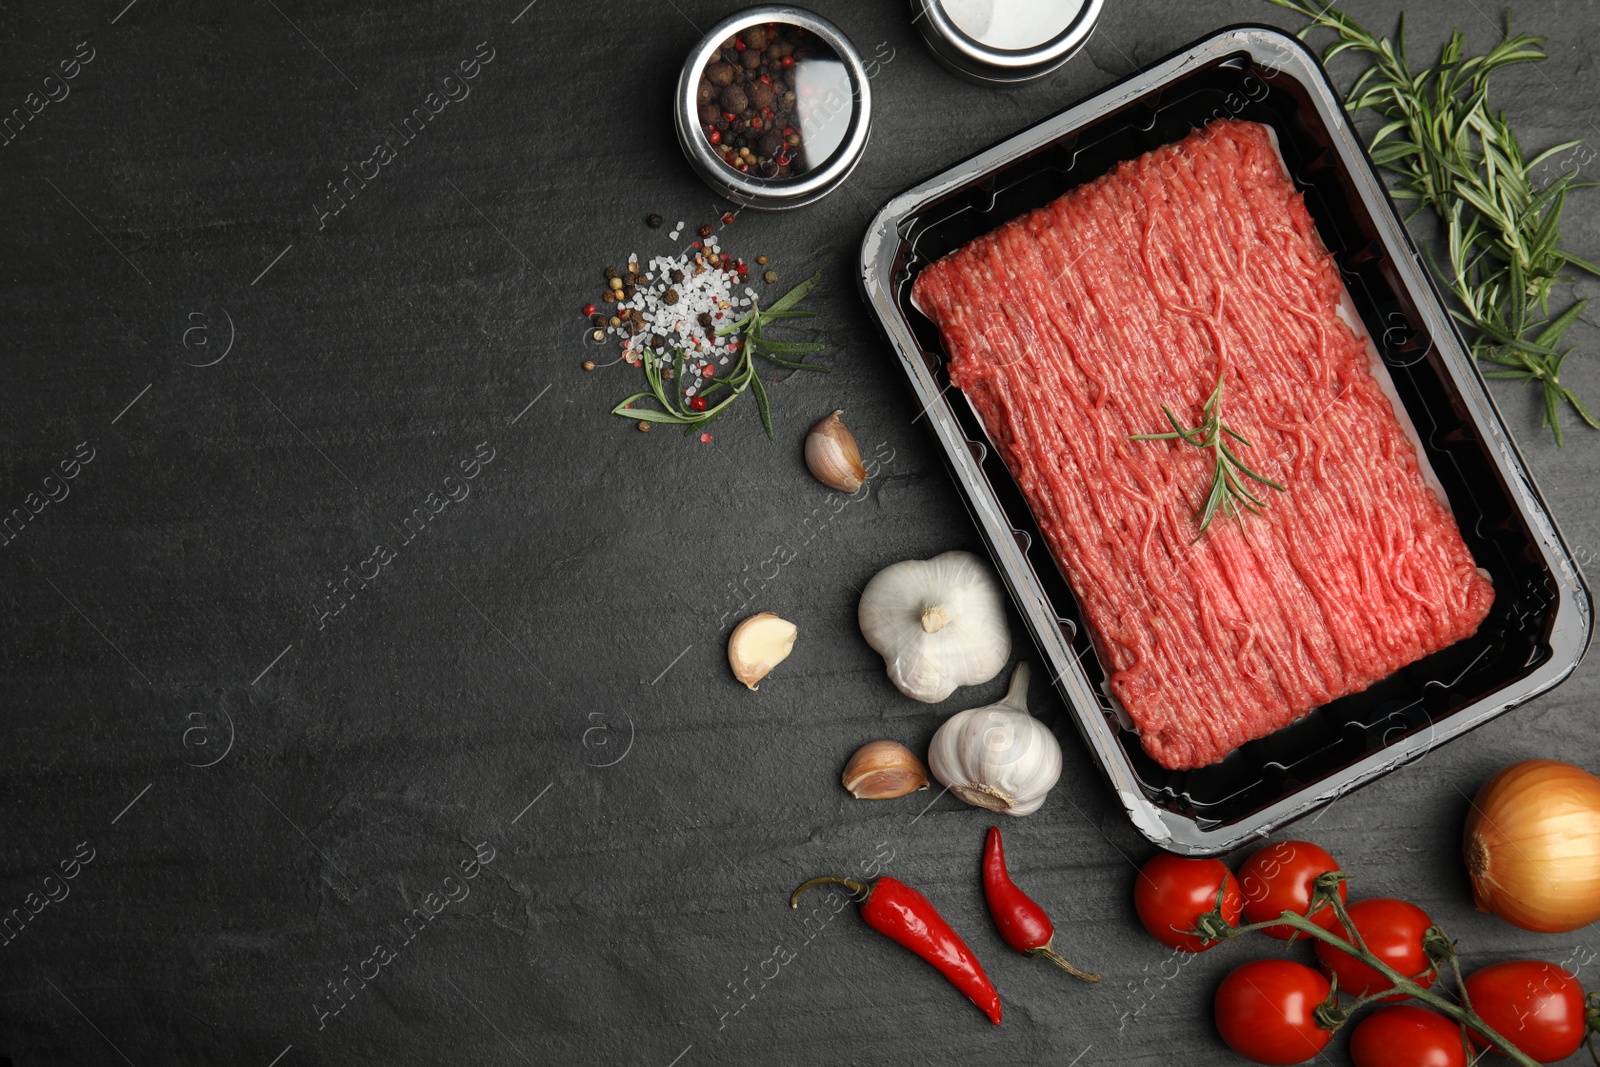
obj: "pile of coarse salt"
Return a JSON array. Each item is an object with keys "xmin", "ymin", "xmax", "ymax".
[{"xmin": 605, "ymin": 233, "xmax": 760, "ymax": 396}]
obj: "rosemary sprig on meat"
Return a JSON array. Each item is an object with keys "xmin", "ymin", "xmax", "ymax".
[
  {"xmin": 1268, "ymin": 0, "xmax": 1600, "ymax": 445},
  {"xmin": 611, "ymin": 270, "xmax": 828, "ymax": 439},
  {"xmin": 1131, "ymin": 373, "xmax": 1286, "ymax": 538}
]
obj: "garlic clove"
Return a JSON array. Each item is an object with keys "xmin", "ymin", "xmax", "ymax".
[
  {"xmin": 804, "ymin": 410, "xmax": 867, "ymax": 493},
  {"xmin": 841, "ymin": 740, "xmax": 929, "ymax": 799},
  {"xmin": 728, "ymin": 612, "xmax": 798, "ymax": 690}
]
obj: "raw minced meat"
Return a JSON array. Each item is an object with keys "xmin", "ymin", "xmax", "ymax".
[{"xmin": 911, "ymin": 119, "xmax": 1495, "ymax": 770}]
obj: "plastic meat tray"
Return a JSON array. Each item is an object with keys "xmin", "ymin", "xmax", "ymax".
[{"xmin": 859, "ymin": 25, "xmax": 1592, "ymax": 855}]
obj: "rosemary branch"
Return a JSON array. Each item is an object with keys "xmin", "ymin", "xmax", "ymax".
[
  {"xmin": 610, "ymin": 269, "xmax": 829, "ymax": 439},
  {"xmin": 1268, "ymin": 0, "xmax": 1600, "ymax": 445},
  {"xmin": 1131, "ymin": 373, "xmax": 1285, "ymax": 538}
]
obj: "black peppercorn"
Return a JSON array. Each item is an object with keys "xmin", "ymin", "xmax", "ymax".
[
  {"xmin": 697, "ymin": 312, "xmax": 713, "ymax": 327},
  {"xmin": 664, "ymin": 289, "xmax": 680, "ymax": 306},
  {"xmin": 622, "ymin": 285, "xmax": 637, "ymax": 299},
  {"xmin": 647, "ymin": 213, "xmax": 663, "ymax": 228},
  {"xmin": 652, "ymin": 334, "xmax": 667, "ymax": 348},
  {"xmin": 591, "ymin": 314, "xmax": 606, "ymax": 327},
  {"xmin": 670, "ymin": 269, "xmax": 685, "ymax": 283},
  {"xmin": 604, "ymin": 265, "xmax": 619, "ymax": 279}
]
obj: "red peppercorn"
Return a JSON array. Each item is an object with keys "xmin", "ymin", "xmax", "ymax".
[
  {"xmin": 689, "ymin": 396, "xmax": 708, "ymax": 412},
  {"xmin": 720, "ymin": 252, "xmax": 731, "ymax": 262},
  {"xmin": 736, "ymin": 161, "xmax": 750, "ymax": 173},
  {"xmin": 721, "ymin": 211, "xmax": 736, "ymax": 225},
  {"xmin": 781, "ymin": 55, "xmax": 795, "ymax": 68},
  {"xmin": 708, "ymin": 127, "xmax": 722, "ymax": 145},
  {"xmin": 750, "ymin": 117, "xmax": 762, "ymax": 130},
  {"xmin": 777, "ymin": 153, "xmax": 790, "ymax": 166},
  {"xmin": 723, "ymin": 111, "xmax": 737, "ymax": 123},
  {"xmin": 759, "ymin": 73, "xmax": 772, "ymax": 85},
  {"xmin": 736, "ymin": 262, "xmax": 749, "ymax": 276},
  {"xmin": 691, "ymin": 241, "xmax": 702, "ymax": 249},
  {"xmin": 783, "ymin": 126, "xmax": 796, "ymax": 136},
  {"xmin": 582, "ymin": 303, "xmax": 596, "ymax": 316},
  {"xmin": 700, "ymin": 432, "xmax": 713, "ymax": 443},
  {"xmin": 734, "ymin": 38, "xmax": 746, "ymax": 50},
  {"xmin": 704, "ymin": 364, "xmax": 716, "ymax": 377},
  {"xmin": 761, "ymin": 107, "xmax": 774, "ymax": 120}
]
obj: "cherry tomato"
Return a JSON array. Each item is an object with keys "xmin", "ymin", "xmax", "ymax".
[
  {"xmin": 1134, "ymin": 853, "xmax": 1243, "ymax": 952},
  {"xmin": 1237, "ymin": 839, "xmax": 1347, "ymax": 940},
  {"xmin": 1215, "ymin": 959, "xmax": 1334, "ymax": 1065},
  {"xmin": 1348, "ymin": 1005, "xmax": 1467, "ymax": 1067},
  {"xmin": 1463, "ymin": 960, "xmax": 1586, "ymax": 1063},
  {"xmin": 1312, "ymin": 897, "xmax": 1436, "ymax": 1000}
]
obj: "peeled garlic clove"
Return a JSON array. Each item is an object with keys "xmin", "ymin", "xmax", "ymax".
[
  {"xmin": 804, "ymin": 410, "xmax": 867, "ymax": 493},
  {"xmin": 841, "ymin": 740, "xmax": 929, "ymax": 799},
  {"xmin": 728, "ymin": 612, "xmax": 798, "ymax": 690}
]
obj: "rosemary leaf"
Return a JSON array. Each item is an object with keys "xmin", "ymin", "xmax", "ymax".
[{"xmin": 749, "ymin": 366, "xmax": 775, "ymax": 441}]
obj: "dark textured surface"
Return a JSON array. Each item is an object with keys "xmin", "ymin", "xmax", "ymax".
[{"xmin": 2, "ymin": 1, "xmax": 1598, "ymax": 1065}]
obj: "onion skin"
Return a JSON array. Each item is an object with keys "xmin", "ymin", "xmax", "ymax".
[{"xmin": 1463, "ymin": 759, "xmax": 1600, "ymax": 933}]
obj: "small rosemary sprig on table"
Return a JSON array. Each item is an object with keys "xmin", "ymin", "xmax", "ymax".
[
  {"xmin": 1131, "ymin": 373, "xmax": 1286, "ymax": 538},
  {"xmin": 611, "ymin": 269, "xmax": 828, "ymax": 439},
  {"xmin": 1267, "ymin": 0, "xmax": 1600, "ymax": 445}
]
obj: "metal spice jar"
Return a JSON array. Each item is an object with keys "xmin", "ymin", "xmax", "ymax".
[{"xmin": 675, "ymin": 5, "xmax": 871, "ymax": 210}]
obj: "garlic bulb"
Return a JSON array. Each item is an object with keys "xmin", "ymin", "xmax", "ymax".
[
  {"xmin": 858, "ymin": 550, "xmax": 1010, "ymax": 703},
  {"xmin": 927, "ymin": 662, "xmax": 1061, "ymax": 817}
]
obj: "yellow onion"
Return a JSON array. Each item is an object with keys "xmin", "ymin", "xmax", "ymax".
[{"xmin": 1463, "ymin": 759, "xmax": 1600, "ymax": 932}]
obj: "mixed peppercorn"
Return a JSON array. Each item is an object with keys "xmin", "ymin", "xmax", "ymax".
[{"xmin": 696, "ymin": 22, "xmax": 821, "ymax": 177}]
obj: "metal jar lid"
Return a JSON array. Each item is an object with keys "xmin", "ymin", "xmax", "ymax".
[
  {"xmin": 676, "ymin": 5, "xmax": 872, "ymax": 211},
  {"xmin": 911, "ymin": 0, "xmax": 1104, "ymax": 85}
]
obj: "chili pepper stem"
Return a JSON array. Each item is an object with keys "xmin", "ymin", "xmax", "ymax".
[
  {"xmin": 1217, "ymin": 876, "xmax": 1541, "ymax": 1067},
  {"xmin": 1027, "ymin": 944, "xmax": 1101, "ymax": 983},
  {"xmin": 789, "ymin": 876, "xmax": 870, "ymax": 909}
]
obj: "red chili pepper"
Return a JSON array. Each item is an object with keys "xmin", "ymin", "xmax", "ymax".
[
  {"xmin": 981, "ymin": 827, "xmax": 1100, "ymax": 982},
  {"xmin": 790, "ymin": 876, "xmax": 1002, "ymax": 1025}
]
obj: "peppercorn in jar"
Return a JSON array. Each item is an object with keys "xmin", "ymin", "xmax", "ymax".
[
  {"xmin": 697, "ymin": 22, "xmax": 844, "ymax": 178},
  {"xmin": 675, "ymin": 7, "xmax": 870, "ymax": 209}
]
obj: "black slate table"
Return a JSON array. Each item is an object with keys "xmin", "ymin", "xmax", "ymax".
[{"xmin": 3, "ymin": 1, "xmax": 1599, "ymax": 1064}]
